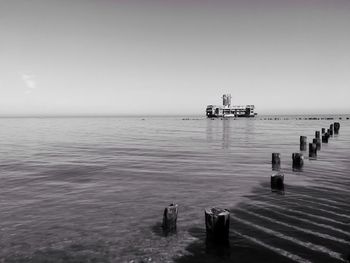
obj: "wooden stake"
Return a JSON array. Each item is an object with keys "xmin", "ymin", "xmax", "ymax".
[
  {"xmin": 205, "ymin": 208, "xmax": 230, "ymax": 241},
  {"xmin": 272, "ymin": 153, "xmax": 281, "ymax": 171},
  {"xmin": 300, "ymin": 136, "xmax": 307, "ymax": 151},
  {"xmin": 309, "ymin": 143, "xmax": 317, "ymax": 158},
  {"xmin": 292, "ymin": 153, "xmax": 304, "ymax": 169},
  {"xmin": 271, "ymin": 172, "xmax": 284, "ymax": 189},
  {"xmin": 162, "ymin": 203, "xmax": 178, "ymax": 231}
]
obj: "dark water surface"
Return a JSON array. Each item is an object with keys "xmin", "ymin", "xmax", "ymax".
[{"xmin": 0, "ymin": 116, "xmax": 349, "ymax": 263}]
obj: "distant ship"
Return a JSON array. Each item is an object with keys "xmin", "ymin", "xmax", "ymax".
[{"xmin": 206, "ymin": 94, "xmax": 257, "ymax": 118}]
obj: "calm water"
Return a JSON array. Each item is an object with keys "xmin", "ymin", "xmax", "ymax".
[{"xmin": 0, "ymin": 116, "xmax": 349, "ymax": 263}]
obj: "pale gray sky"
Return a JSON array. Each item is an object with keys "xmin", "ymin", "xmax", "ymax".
[{"xmin": 0, "ymin": 0, "xmax": 349, "ymax": 116}]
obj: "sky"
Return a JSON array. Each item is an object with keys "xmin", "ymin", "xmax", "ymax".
[{"xmin": 0, "ymin": 0, "xmax": 349, "ymax": 116}]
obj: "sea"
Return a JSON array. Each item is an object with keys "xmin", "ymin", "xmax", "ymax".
[{"xmin": 0, "ymin": 115, "xmax": 349, "ymax": 263}]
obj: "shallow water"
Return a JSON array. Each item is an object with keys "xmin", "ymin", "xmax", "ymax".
[{"xmin": 0, "ymin": 116, "xmax": 349, "ymax": 262}]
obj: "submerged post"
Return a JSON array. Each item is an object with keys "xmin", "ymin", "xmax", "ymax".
[
  {"xmin": 327, "ymin": 128, "xmax": 332, "ymax": 137},
  {"xmin": 309, "ymin": 143, "xmax": 317, "ymax": 158},
  {"xmin": 162, "ymin": 203, "xmax": 178, "ymax": 231},
  {"xmin": 322, "ymin": 133, "xmax": 329, "ymax": 143},
  {"xmin": 313, "ymin": 138, "xmax": 321, "ymax": 151},
  {"xmin": 205, "ymin": 208, "xmax": 230, "ymax": 241},
  {"xmin": 271, "ymin": 172, "xmax": 284, "ymax": 189},
  {"xmin": 292, "ymin": 153, "xmax": 304, "ymax": 169},
  {"xmin": 315, "ymin": 131, "xmax": 320, "ymax": 139},
  {"xmin": 329, "ymin": 124, "xmax": 334, "ymax": 136},
  {"xmin": 300, "ymin": 136, "xmax": 307, "ymax": 151},
  {"xmin": 334, "ymin": 122, "xmax": 340, "ymax": 134},
  {"xmin": 272, "ymin": 153, "xmax": 281, "ymax": 171}
]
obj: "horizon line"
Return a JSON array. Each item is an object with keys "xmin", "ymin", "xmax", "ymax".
[{"xmin": 0, "ymin": 113, "xmax": 349, "ymax": 118}]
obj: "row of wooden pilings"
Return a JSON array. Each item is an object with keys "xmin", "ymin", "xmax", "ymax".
[
  {"xmin": 162, "ymin": 203, "xmax": 230, "ymax": 242},
  {"xmin": 270, "ymin": 122, "xmax": 341, "ymax": 189},
  {"xmin": 161, "ymin": 122, "xmax": 341, "ymax": 242},
  {"xmin": 260, "ymin": 117, "xmax": 349, "ymax": 121}
]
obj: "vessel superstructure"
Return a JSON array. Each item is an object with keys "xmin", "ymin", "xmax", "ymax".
[{"xmin": 206, "ymin": 94, "xmax": 256, "ymax": 118}]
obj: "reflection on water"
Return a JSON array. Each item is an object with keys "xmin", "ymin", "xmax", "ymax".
[
  {"xmin": 0, "ymin": 116, "xmax": 349, "ymax": 262},
  {"xmin": 222, "ymin": 119, "xmax": 231, "ymax": 149}
]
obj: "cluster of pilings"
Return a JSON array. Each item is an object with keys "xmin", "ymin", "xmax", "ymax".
[
  {"xmin": 260, "ymin": 117, "xmax": 349, "ymax": 121},
  {"xmin": 162, "ymin": 204, "xmax": 231, "ymax": 242},
  {"xmin": 161, "ymin": 122, "xmax": 342, "ymax": 243},
  {"xmin": 270, "ymin": 122, "xmax": 341, "ymax": 190},
  {"xmin": 208, "ymin": 116, "xmax": 350, "ymax": 121}
]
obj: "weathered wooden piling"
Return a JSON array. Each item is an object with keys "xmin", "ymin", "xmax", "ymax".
[
  {"xmin": 321, "ymin": 128, "xmax": 325, "ymax": 134},
  {"xmin": 292, "ymin": 153, "xmax": 304, "ymax": 169},
  {"xmin": 322, "ymin": 133, "xmax": 329, "ymax": 143},
  {"xmin": 329, "ymin": 124, "xmax": 334, "ymax": 136},
  {"xmin": 309, "ymin": 143, "xmax": 317, "ymax": 158},
  {"xmin": 300, "ymin": 136, "xmax": 307, "ymax": 151},
  {"xmin": 162, "ymin": 203, "xmax": 178, "ymax": 231},
  {"xmin": 334, "ymin": 122, "xmax": 340, "ymax": 134},
  {"xmin": 205, "ymin": 208, "xmax": 230, "ymax": 241},
  {"xmin": 272, "ymin": 153, "xmax": 281, "ymax": 170},
  {"xmin": 271, "ymin": 172, "xmax": 284, "ymax": 189},
  {"xmin": 327, "ymin": 128, "xmax": 332, "ymax": 137},
  {"xmin": 313, "ymin": 138, "xmax": 321, "ymax": 150},
  {"xmin": 315, "ymin": 131, "xmax": 320, "ymax": 139}
]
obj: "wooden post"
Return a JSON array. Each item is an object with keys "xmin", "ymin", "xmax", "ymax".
[
  {"xmin": 271, "ymin": 172, "xmax": 284, "ymax": 189},
  {"xmin": 300, "ymin": 136, "xmax": 307, "ymax": 151},
  {"xmin": 313, "ymin": 138, "xmax": 321, "ymax": 150},
  {"xmin": 321, "ymin": 128, "xmax": 325, "ymax": 134},
  {"xmin": 329, "ymin": 124, "xmax": 334, "ymax": 136},
  {"xmin": 272, "ymin": 153, "xmax": 281, "ymax": 171},
  {"xmin": 292, "ymin": 153, "xmax": 304, "ymax": 169},
  {"xmin": 334, "ymin": 122, "xmax": 340, "ymax": 134},
  {"xmin": 309, "ymin": 143, "xmax": 317, "ymax": 158},
  {"xmin": 322, "ymin": 134, "xmax": 327, "ymax": 143},
  {"xmin": 205, "ymin": 208, "xmax": 230, "ymax": 241},
  {"xmin": 327, "ymin": 128, "xmax": 333, "ymax": 137},
  {"xmin": 322, "ymin": 133, "xmax": 329, "ymax": 143},
  {"xmin": 315, "ymin": 131, "xmax": 320, "ymax": 139},
  {"xmin": 162, "ymin": 203, "xmax": 178, "ymax": 231}
]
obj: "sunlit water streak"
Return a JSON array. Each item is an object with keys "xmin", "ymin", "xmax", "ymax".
[{"xmin": 0, "ymin": 116, "xmax": 349, "ymax": 263}]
